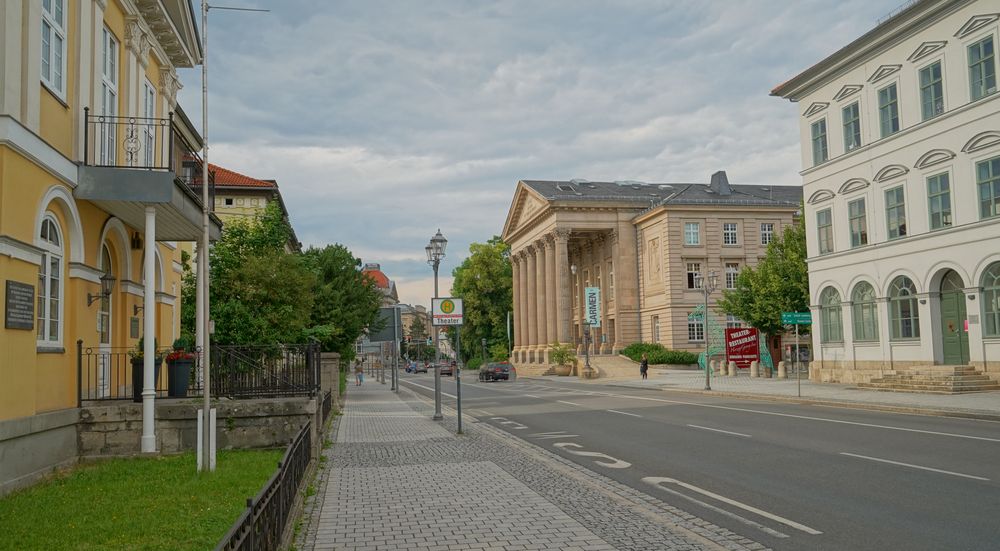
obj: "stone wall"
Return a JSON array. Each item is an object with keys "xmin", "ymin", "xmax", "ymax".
[{"xmin": 0, "ymin": 408, "xmax": 78, "ymax": 496}]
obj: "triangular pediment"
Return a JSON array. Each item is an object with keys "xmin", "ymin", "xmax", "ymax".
[
  {"xmin": 502, "ymin": 182, "xmax": 550, "ymax": 240},
  {"xmin": 867, "ymin": 64, "xmax": 901, "ymax": 83},
  {"xmin": 803, "ymin": 102, "xmax": 829, "ymax": 117},
  {"xmin": 833, "ymin": 85, "xmax": 863, "ymax": 102},
  {"xmin": 907, "ymin": 41, "xmax": 947, "ymax": 62},
  {"xmin": 962, "ymin": 131, "xmax": 1000, "ymax": 153},
  {"xmin": 914, "ymin": 148, "xmax": 956, "ymax": 169},
  {"xmin": 955, "ymin": 14, "xmax": 1000, "ymax": 38},
  {"xmin": 873, "ymin": 164, "xmax": 909, "ymax": 183}
]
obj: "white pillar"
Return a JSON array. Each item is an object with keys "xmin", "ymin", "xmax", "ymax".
[{"xmin": 141, "ymin": 206, "xmax": 157, "ymax": 453}]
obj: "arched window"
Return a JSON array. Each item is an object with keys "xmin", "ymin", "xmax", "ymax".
[
  {"xmin": 983, "ymin": 262, "xmax": 1000, "ymax": 337},
  {"xmin": 889, "ymin": 276, "xmax": 920, "ymax": 340},
  {"xmin": 99, "ymin": 245, "xmax": 113, "ymax": 345},
  {"xmin": 851, "ymin": 282, "xmax": 879, "ymax": 342},
  {"xmin": 820, "ymin": 287, "xmax": 843, "ymax": 343},
  {"xmin": 37, "ymin": 214, "xmax": 63, "ymax": 343}
]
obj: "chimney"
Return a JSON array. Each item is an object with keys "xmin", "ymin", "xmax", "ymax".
[{"xmin": 709, "ymin": 170, "xmax": 732, "ymax": 196}]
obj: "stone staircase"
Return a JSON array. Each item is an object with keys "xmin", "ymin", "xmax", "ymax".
[{"xmin": 856, "ymin": 365, "xmax": 1000, "ymax": 394}]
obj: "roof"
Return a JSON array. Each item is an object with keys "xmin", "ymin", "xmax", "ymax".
[
  {"xmin": 209, "ymin": 164, "xmax": 276, "ymax": 189},
  {"xmin": 521, "ymin": 178, "xmax": 801, "ymax": 208},
  {"xmin": 362, "ymin": 267, "xmax": 390, "ymax": 289}
]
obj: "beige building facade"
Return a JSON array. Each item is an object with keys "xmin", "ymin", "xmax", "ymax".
[{"xmin": 502, "ymin": 173, "xmax": 801, "ymax": 372}]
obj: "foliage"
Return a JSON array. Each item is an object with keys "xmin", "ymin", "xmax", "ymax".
[
  {"xmin": 0, "ymin": 450, "xmax": 282, "ymax": 551},
  {"xmin": 548, "ymin": 342, "xmax": 576, "ymax": 367},
  {"xmin": 466, "ymin": 356, "xmax": 483, "ymax": 372},
  {"xmin": 128, "ymin": 337, "xmax": 158, "ymax": 360},
  {"xmin": 301, "ymin": 244, "xmax": 383, "ymax": 356},
  {"xmin": 489, "ymin": 342, "xmax": 509, "ymax": 362},
  {"xmin": 717, "ymin": 214, "xmax": 810, "ymax": 337},
  {"xmin": 620, "ymin": 343, "xmax": 698, "ymax": 365},
  {"xmin": 450, "ymin": 236, "xmax": 512, "ymax": 363}
]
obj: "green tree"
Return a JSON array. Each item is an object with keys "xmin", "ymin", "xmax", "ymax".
[
  {"xmin": 450, "ymin": 236, "xmax": 512, "ymax": 363},
  {"xmin": 301, "ymin": 244, "xmax": 383, "ymax": 356},
  {"xmin": 717, "ymin": 215, "xmax": 809, "ymax": 337}
]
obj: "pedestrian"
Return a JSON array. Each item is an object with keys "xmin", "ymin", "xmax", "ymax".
[
  {"xmin": 355, "ymin": 360, "xmax": 364, "ymax": 386},
  {"xmin": 640, "ymin": 353, "xmax": 649, "ymax": 380}
]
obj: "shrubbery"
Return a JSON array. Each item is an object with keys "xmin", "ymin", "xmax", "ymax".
[{"xmin": 620, "ymin": 343, "xmax": 698, "ymax": 365}]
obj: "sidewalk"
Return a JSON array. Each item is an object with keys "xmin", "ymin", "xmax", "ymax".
[
  {"xmin": 585, "ymin": 370, "xmax": 1000, "ymax": 420},
  {"xmin": 295, "ymin": 382, "xmax": 766, "ymax": 551}
]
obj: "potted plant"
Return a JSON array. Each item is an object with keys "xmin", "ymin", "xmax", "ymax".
[
  {"xmin": 165, "ymin": 336, "xmax": 195, "ymax": 397},
  {"xmin": 548, "ymin": 342, "xmax": 576, "ymax": 376},
  {"xmin": 128, "ymin": 337, "xmax": 162, "ymax": 402}
]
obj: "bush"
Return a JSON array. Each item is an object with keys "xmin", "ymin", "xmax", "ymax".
[
  {"xmin": 466, "ymin": 357, "xmax": 483, "ymax": 372},
  {"xmin": 621, "ymin": 343, "xmax": 698, "ymax": 365}
]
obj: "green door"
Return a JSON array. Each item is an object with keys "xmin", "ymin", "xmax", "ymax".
[{"xmin": 940, "ymin": 271, "xmax": 969, "ymax": 365}]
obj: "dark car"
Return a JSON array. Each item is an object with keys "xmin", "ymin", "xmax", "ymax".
[
  {"xmin": 440, "ymin": 361, "xmax": 454, "ymax": 376},
  {"xmin": 479, "ymin": 362, "xmax": 511, "ymax": 382}
]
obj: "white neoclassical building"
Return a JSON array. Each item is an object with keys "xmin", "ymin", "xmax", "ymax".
[{"xmin": 773, "ymin": 0, "xmax": 1000, "ymax": 383}]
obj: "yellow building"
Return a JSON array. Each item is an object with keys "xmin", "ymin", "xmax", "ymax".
[{"xmin": 0, "ymin": 0, "xmax": 221, "ymax": 492}]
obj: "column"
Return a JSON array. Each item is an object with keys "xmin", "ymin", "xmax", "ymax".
[
  {"xmin": 525, "ymin": 245, "xmax": 538, "ymax": 362},
  {"xmin": 596, "ymin": 234, "xmax": 611, "ymax": 354},
  {"xmin": 544, "ymin": 236, "xmax": 558, "ymax": 362},
  {"xmin": 517, "ymin": 252, "xmax": 528, "ymax": 363},
  {"xmin": 535, "ymin": 239, "xmax": 549, "ymax": 362},
  {"xmin": 141, "ymin": 207, "xmax": 157, "ymax": 453},
  {"xmin": 554, "ymin": 229, "xmax": 571, "ymax": 343},
  {"xmin": 614, "ymin": 220, "xmax": 640, "ymax": 348},
  {"xmin": 511, "ymin": 254, "xmax": 521, "ymax": 361}
]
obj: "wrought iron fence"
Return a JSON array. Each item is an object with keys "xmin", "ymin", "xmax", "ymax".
[
  {"xmin": 83, "ymin": 108, "xmax": 175, "ymax": 170},
  {"xmin": 216, "ymin": 420, "xmax": 313, "ymax": 551},
  {"xmin": 78, "ymin": 341, "xmax": 320, "ymax": 402}
]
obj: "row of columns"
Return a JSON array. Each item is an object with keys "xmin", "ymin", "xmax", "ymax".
[{"xmin": 512, "ymin": 230, "xmax": 572, "ymax": 364}]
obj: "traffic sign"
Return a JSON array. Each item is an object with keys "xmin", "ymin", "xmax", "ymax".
[
  {"xmin": 781, "ymin": 312, "xmax": 812, "ymax": 325},
  {"xmin": 432, "ymin": 297, "xmax": 464, "ymax": 326}
]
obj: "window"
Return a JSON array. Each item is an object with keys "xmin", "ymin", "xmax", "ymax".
[
  {"xmin": 686, "ymin": 262, "xmax": 702, "ymax": 289},
  {"xmin": 851, "ymin": 282, "xmax": 879, "ymax": 342},
  {"xmin": 983, "ymin": 262, "xmax": 1000, "ymax": 337},
  {"xmin": 595, "ymin": 266, "xmax": 602, "ymax": 295},
  {"xmin": 684, "ymin": 222, "xmax": 700, "ymax": 245},
  {"xmin": 688, "ymin": 312, "xmax": 704, "ymax": 341},
  {"xmin": 723, "ymin": 223, "xmax": 738, "ymax": 245},
  {"xmin": 817, "ymin": 208, "xmax": 833, "ymax": 254},
  {"xmin": 142, "ymin": 81, "xmax": 156, "ymax": 167},
  {"xmin": 41, "ymin": 0, "xmax": 66, "ymax": 96},
  {"xmin": 608, "ymin": 261, "xmax": 614, "ymax": 300},
  {"xmin": 848, "ymin": 198, "xmax": 868, "ymax": 247},
  {"xmin": 725, "ymin": 263, "xmax": 739, "ymax": 289},
  {"xmin": 885, "ymin": 186, "xmax": 907, "ymax": 239},
  {"xmin": 224, "ymin": 198, "xmax": 234, "ymax": 206},
  {"xmin": 977, "ymin": 156, "xmax": 1000, "ymax": 219},
  {"xmin": 100, "ymin": 28, "xmax": 119, "ymax": 166},
  {"xmin": 842, "ymin": 102, "xmax": 862, "ymax": 151},
  {"xmin": 889, "ymin": 276, "xmax": 920, "ymax": 339},
  {"xmin": 760, "ymin": 223, "xmax": 774, "ymax": 245},
  {"xmin": 725, "ymin": 314, "xmax": 743, "ymax": 329},
  {"xmin": 969, "ymin": 36, "xmax": 997, "ymax": 101},
  {"xmin": 920, "ymin": 61, "xmax": 944, "ymax": 120},
  {"xmin": 37, "ymin": 215, "xmax": 63, "ymax": 344},
  {"xmin": 877, "ymin": 84, "xmax": 899, "ymax": 138},
  {"xmin": 98, "ymin": 245, "xmax": 113, "ymax": 346},
  {"xmin": 573, "ymin": 271, "xmax": 579, "ymax": 308},
  {"xmin": 927, "ymin": 173, "xmax": 952, "ymax": 229},
  {"xmin": 651, "ymin": 315, "xmax": 660, "ymax": 343},
  {"xmin": 820, "ymin": 287, "xmax": 843, "ymax": 343},
  {"xmin": 811, "ymin": 119, "xmax": 828, "ymax": 165}
]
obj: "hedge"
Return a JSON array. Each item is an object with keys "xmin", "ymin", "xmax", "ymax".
[{"xmin": 621, "ymin": 343, "xmax": 698, "ymax": 365}]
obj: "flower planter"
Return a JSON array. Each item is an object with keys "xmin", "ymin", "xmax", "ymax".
[
  {"xmin": 131, "ymin": 357, "xmax": 163, "ymax": 402},
  {"xmin": 552, "ymin": 364, "xmax": 572, "ymax": 376},
  {"xmin": 166, "ymin": 358, "xmax": 194, "ymax": 397}
]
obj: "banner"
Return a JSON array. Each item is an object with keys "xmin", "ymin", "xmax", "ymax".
[
  {"xmin": 584, "ymin": 287, "xmax": 601, "ymax": 328},
  {"xmin": 725, "ymin": 327, "xmax": 759, "ymax": 369}
]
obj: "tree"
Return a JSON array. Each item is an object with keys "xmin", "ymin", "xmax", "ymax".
[
  {"xmin": 450, "ymin": 236, "xmax": 512, "ymax": 362},
  {"xmin": 717, "ymin": 214, "xmax": 809, "ymax": 337}
]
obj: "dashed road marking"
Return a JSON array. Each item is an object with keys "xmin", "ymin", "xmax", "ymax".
[
  {"xmin": 607, "ymin": 409, "xmax": 642, "ymax": 418},
  {"xmin": 840, "ymin": 452, "xmax": 990, "ymax": 481},
  {"xmin": 557, "ymin": 400, "xmax": 583, "ymax": 407},
  {"xmin": 687, "ymin": 424, "xmax": 751, "ymax": 438}
]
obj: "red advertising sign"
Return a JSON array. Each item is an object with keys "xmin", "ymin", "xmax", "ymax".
[{"xmin": 726, "ymin": 328, "xmax": 760, "ymax": 369}]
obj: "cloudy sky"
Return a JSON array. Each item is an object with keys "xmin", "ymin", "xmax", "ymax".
[{"xmin": 177, "ymin": 0, "xmax": 900, "ymax": 307}]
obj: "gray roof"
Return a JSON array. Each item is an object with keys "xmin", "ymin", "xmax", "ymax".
[{"xmin": 522, "ymin": 178, "xmax": 801, "ymax": 208}]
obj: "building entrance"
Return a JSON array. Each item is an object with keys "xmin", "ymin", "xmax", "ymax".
[{"xmin": 939, "ymin": 270, "xmax": 969, "ymax": 365}]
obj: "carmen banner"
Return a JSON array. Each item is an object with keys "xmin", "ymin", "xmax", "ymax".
[{"xmin": 725, "ymin": 327, "xmax": 759, "ymax": 369}]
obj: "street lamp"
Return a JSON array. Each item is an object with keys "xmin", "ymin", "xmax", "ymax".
[
  {"xmin": 694, "ymin": 270, "xmax": 719, "ymax": 390},
  {"xmin": 481, "ymin": 337, "xmax": 487, "ymax": 364},
  {"xmin": 426, "ymin": 229, "xmax": 447, "ymax": 421},
  {"xmin": 570, "ymin": 264, "xmax": 592, "ymax": 376}
]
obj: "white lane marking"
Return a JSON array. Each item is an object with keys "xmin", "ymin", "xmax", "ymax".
[
  {"xmin": 643, "ymin": 478, "xmax": 788, "ymax": 538},
  {"xmin": 553, "ymin": 442, "xmax": 632, "ymax": 468},
  {"xmin": 687, "ymin": 424, "xmax": 751, "ymax": 438},
  {"xmin": 839, "ymin": 452, "xmax": 991, "ymax": 481},
  {"xmin": 478, "ymin": 409, "xmax": 495, "ymax": 416},
  {"xmin": 643, "ymin": 477, "xmax": 823, "ymax": 535},
  {"xmin": 606, "ymin": 409, "xmax": 642, "ymax": 418},
  {"xmin": 527, "ymin": 385, "xmax": 1000, "ymax": 443},
  {"xmin": 490, "ymin": 416, "xmax": 528, "ymax": 430},
  {"xmin": 524, "ymin": 394, "xmax": 541, "ymax": 398},
  {"xmin": 401, "ymin": 380, "xmax": 456, "ymax": 398},
  {"xmin": 557, "ymin": 400, "xmax": 583, "ymax": 407},
  {"xmin": 528, "ymin": 431, "xmax": 581, "ymax": 440}
]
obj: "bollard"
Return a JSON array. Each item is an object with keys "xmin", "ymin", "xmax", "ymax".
[
  {"xmin": 749, "ymin": 360, "xmax": 759, "ymax": 378},
  {"xmin": 777, "ymin": 361, "xmax": 787, "ymax": 379},
  {"xmin": 762, "ymin": 364, "xmax": 772, "ymax": 378},
  {"xmin": 728, "ymin": 361, "xmax": 737, "ymax": 376}
]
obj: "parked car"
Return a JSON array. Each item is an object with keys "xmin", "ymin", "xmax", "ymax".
[
  {"xmin": 415, "ymin": 362, "xmax": 429, "ymax": 374},
  {"xmin": 439, "ymin": 362, "xmax": 454, "ymax": 376},
  {"xmin": 479, "ymin": 362, "xmax": 511, "ymax": 382}
]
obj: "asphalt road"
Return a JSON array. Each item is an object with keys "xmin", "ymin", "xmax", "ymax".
[{"xmin": 399, "ymin": 371, "xmax": 1000, "ymax": 551}]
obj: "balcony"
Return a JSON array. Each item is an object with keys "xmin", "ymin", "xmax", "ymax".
[{"xmin": 75, "ymin": 108, "xmax": 222, "ymax": 241}]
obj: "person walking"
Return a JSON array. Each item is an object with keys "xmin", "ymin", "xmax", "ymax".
[
  {"xmin": 640, "ymin": 353, "xmax": 649, "ymax": 380},
  {"xmin": 355, "ymin": 360, "xmax": 364, "ymax": 386}
]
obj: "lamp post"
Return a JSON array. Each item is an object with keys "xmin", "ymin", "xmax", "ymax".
[
  {"xmin": 695, "ymin": 270, "xmax": 719, "ymax": 390},
  {"xmin": 481, "ymin": 337, "xmax": 487, "ymax": 365},
  {"xmin": 426, "ymin": 229, "xmax": 447, "ymax": 421}
]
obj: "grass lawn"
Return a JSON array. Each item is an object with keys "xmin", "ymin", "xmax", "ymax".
[{"xmin": 0, "ymin": 449, "xmax": 283, "ymax": 551}]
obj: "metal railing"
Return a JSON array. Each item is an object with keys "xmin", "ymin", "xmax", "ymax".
[
  {"xmin": 83, "ymin": 108, "xmax": 176, "ymax": 171},
  {"xmin": 216, "ymin": 420, "xmax": 313, "ymax": 551},
  {"xmin": 78, "ymin": 341, "xmax": 321, "ymax": 402}
]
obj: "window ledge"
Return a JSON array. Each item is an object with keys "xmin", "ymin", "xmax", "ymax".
[
  {"xmin": 888, "ymin": 339, "xmax": 921, "ymax": 345},
  {"xmin": 853, "ymin": 341, "xmax": 881, "ymax": 346},
  {"xmin": 40, "ymin": 81, "xmax": 69, "ymax": 108},
  {"xmin": 37, "ymin": 345, "xmax": 66, "ymax": 354}
]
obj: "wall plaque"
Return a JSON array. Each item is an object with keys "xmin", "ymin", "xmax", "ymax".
[
  {"xmin": 5, "ymin": 280, "xmax": 35, "ymax": 330},
  {"xmin": 130, "ymin": 317, "xmax": 140, "ymax": 339}
]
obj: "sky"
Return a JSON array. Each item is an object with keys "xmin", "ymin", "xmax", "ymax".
[{"xmin": 177, "ymin": 0, "xmax": 902, "ymax": 307}]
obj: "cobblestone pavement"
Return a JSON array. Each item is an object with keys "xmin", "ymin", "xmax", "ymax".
[{"xmin": 295, "ymin": 383, "xmax": 767, "ymax": 551}]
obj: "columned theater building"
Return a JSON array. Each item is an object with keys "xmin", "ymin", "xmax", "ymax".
[
  {"xmin": 501, "ymin": 173, "xmax": 801, "ymax": 371},
  {"xmin": 773, "ymin": 0, "xmax": 1000, "ymax": 382}
]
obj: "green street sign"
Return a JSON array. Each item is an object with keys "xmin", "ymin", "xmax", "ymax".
[{"xmin": 781, "ymin": 312, "xmax": 812, "ymax": 325}]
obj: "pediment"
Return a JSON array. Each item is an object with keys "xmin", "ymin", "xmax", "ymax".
[
  {"xmin": 803, "ymin": 102, "xmax": 829, "ymax": 117},
  {"xmin": 838, "ymin": 178, "xmax": 870, "ymax": 194},
  {"xmin": 914, "ymin": 148, "xmax": 956, "ymax": 169},
  {"xmin": 833, "ymin": 85, "xmax": 863, "ymax": 102},
  {"xmin": 873, "ymin": 164, "xmax": 909, "ymax": 183},
  {"xmin": 807, "ymin": 189, "xmax": 835, "ymax": 204},
  {"xmin": 502, "ymin": 183, "xmax": 549, "ymax": 239},
  {"xmin": 907, "ymin": 41, "xmax": 947, "ymax": 62},
  {"xmin": 955, "ymin": 14, "xmax": 1000, "ymax": 38},
  {"xmin": 961, "ymin": 131, "xmax": 1000, "ymax": 153},
  {"xmin": 867, "ymin": 64, "xmax": 901, "ymax": 83}
]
